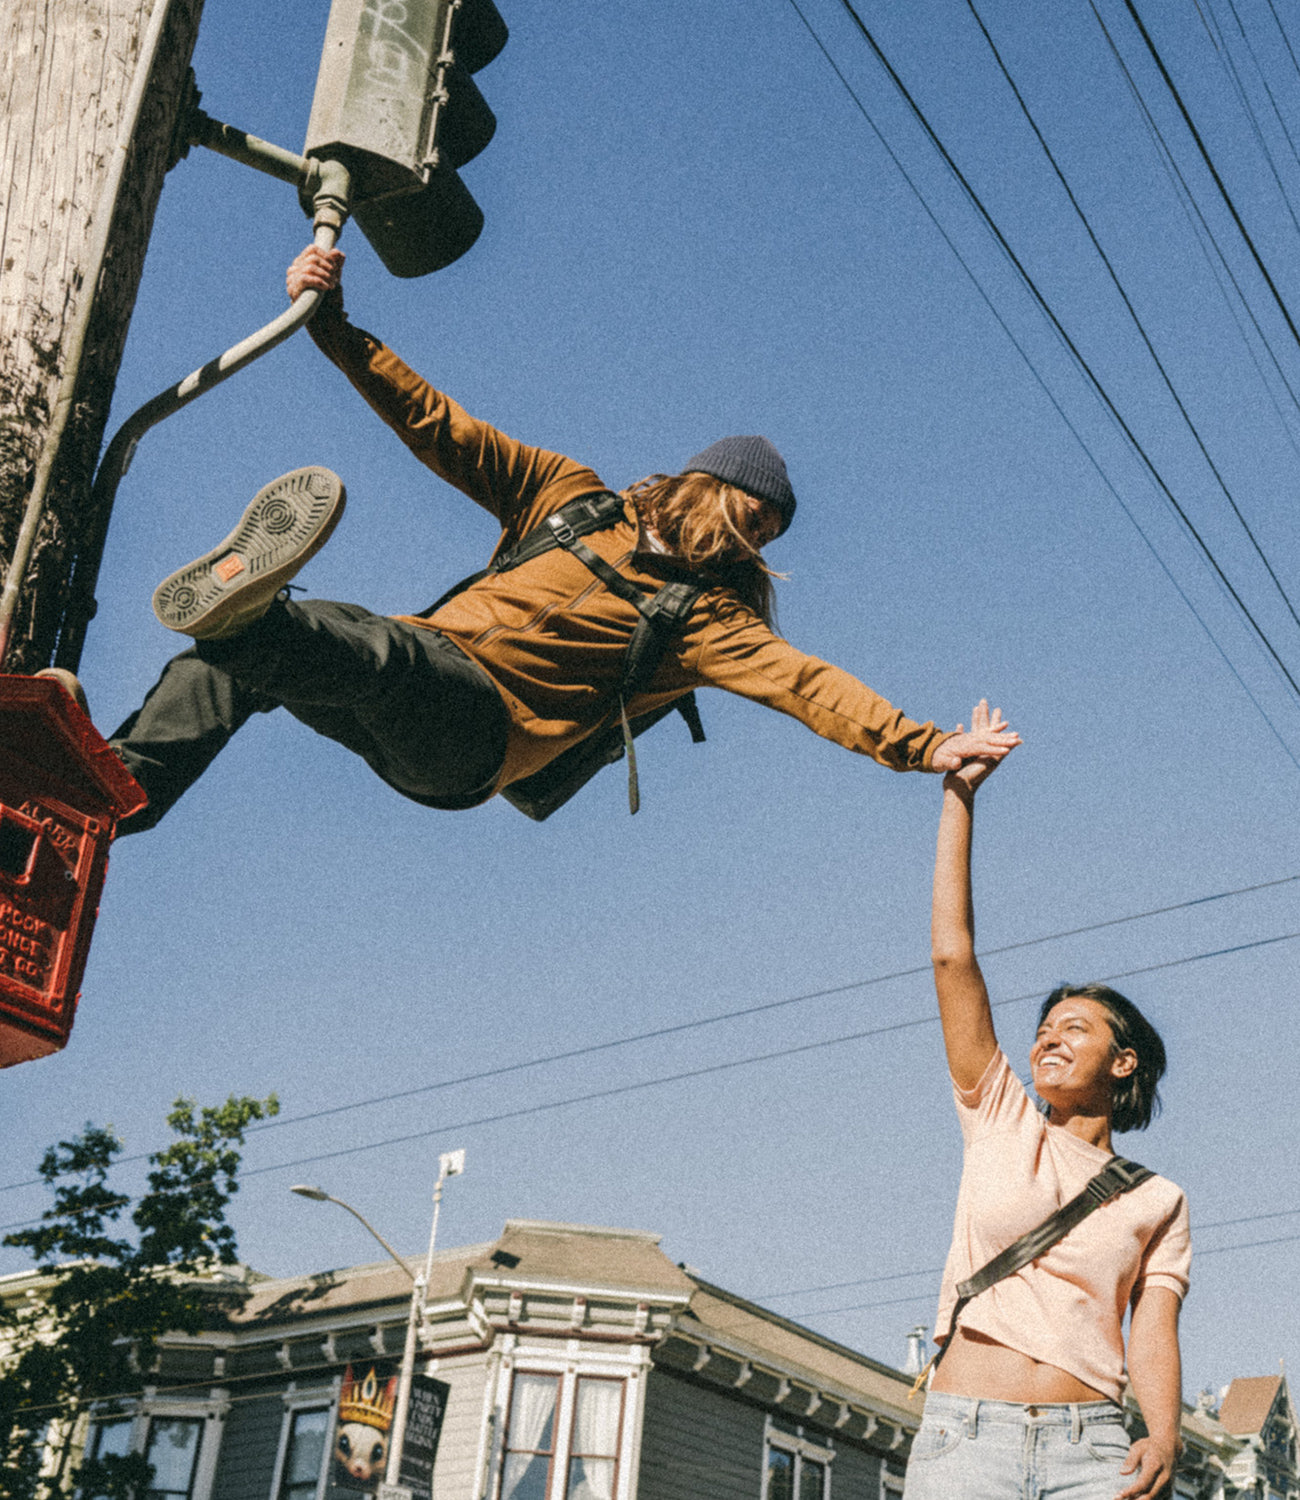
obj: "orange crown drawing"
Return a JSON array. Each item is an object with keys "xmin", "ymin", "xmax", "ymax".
[{"xmin": 338, "ymin": 1365, "xmax": 398, "ymax": 1431}]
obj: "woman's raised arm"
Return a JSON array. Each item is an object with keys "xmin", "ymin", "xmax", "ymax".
[{"xmin": 931, "ymin": 701, "xmax": 1019, "ymax": 1092}]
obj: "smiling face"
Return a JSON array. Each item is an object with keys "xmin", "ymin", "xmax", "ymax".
[{"xmin": 1031, "ymin": 995, "xmax": 1137, "ymax": 1120}]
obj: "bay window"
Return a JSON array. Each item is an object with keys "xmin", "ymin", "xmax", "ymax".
[{"xmin": 498, "ymin": 1371, "xmax": 627, "ymax": 1500}]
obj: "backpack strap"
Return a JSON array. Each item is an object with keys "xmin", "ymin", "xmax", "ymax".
[
  {"xmin": 546, "ymin": 519, "xmax": 704, "ymax": 812},
  {"xmin": 418, "ymin": 490, "xmax": 706, "ymax": 813},
  {"xmin": 909, "ymin": 1155, "xmax": 1153, "ymax": 1398},
  {"xmin": 416, "ymin": 490, "xmax": 629, "ymax": 619}
]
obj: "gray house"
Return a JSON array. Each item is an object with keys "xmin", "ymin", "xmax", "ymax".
[
  {"xmin": 14, "ymin": 1218, "xmax": 1293, "ymax": 1500},
  {"xmin": 67, "ymin": 1219, "xmax": 917, "ymax": 1500}
]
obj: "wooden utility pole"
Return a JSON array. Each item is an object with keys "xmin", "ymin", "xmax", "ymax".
[{"xmin": 0, "ymin": 0, "xmax": 205, "ymax": 672}]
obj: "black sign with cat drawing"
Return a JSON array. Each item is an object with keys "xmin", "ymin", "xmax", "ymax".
[{"xmin": 330, "ymin": 1363, "xmax": 450, "ymax": 1500}]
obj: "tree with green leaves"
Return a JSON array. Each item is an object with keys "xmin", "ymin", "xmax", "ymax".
[{"xmin": 0, "ymin": 1093, "xmax": 278, "ymax": 1500}]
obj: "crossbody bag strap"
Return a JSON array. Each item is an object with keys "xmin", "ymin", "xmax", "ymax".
[
  {"xmin": 414, "ymin": 489, "xmax": 705, "ymax": 814},
  {"xmin": 957, "ymin": 1156, "xmax": 1152, "ymax": 1300},
  {"xmin": 909, "ymin": 1156, "xmax": 1152, "ymax": 1398}
]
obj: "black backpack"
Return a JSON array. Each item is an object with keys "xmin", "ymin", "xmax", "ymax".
[{"xmin": 421, "ymin": 490, "xmax": 706, "ymax": 819}]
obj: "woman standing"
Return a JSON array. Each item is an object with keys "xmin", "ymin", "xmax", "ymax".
[{"xmin": 907, "ymin": 703, "xmax": 1189, "ymax": 1500}]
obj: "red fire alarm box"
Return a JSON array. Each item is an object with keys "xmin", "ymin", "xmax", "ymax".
[{"xmin": 0, "ymin": 675, "xmax": 146, "ymax": 1067}]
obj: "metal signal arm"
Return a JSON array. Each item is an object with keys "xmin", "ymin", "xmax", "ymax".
[{"xmin": 54, "ymin": 95, "xmax": 353, "ymax": 671}]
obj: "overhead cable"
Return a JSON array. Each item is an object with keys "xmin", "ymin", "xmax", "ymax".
[
  {"xmin": 1121, "ymin": 0, "xmax": 1300, "ymax": 356},
  {"xmin": 784, "ymin": 0, "xmax": 1300, "ymax": 765},
  {"xmin": 967, "ymin": 0, "xmax": 1300, "ymax": 637},
  {"xmin": 1264, "ymin": 0, "xmax": 1300, "ymax": 88},
  {"xmin": 2, "ymin": 873, "xmax": 1294, "ymax": 1203},
  {"xmin": 760, "ymin": 1206, "xmax": 1300, "ymax": 1304},
  {"xmin": 829, "ymin": 0, "xmax": 1300, "ymax": 708},
  {"xmin": 231, "ymin": 929, "xmax": 1300, "ymax": 1181},
  {"xmin": 10, "ymin": 1224, "xmax": 1299, "ymax": 1424},
  {"xmin": 1198, "ymin": 0, "xmax": 1300, "ymax": 240},
  {"xmin": 1091, "ymin": 0, "xmax": 1300, "ymax": 456}
]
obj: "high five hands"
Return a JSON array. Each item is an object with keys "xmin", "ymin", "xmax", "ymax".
[{"xmin": 932, "ymin": 700, "xmax": 1020, "ymax": 788}]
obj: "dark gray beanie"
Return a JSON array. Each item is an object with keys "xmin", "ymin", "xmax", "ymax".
[{"xmin": 680, "ymin": 435, "xmax": 796, "ymax": 536}]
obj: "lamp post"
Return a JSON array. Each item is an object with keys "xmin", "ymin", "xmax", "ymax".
[
  {"xmin": 288, "ymin": 1185, "xmax": 417, "ymax": 1281},
  {"xmin": 289, "ymin": 1150, "xmax": 466, "ymax": 1499}
]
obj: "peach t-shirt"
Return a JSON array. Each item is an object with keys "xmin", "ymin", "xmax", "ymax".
[{"xmin": 933, "ymin": 1049, "xmax": 1191, "ymax": 1404}]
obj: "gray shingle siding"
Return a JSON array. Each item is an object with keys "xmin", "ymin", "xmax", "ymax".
[
  {"xmin": 637, "ymin": 1365, "xmax": 903, "ymax": 1500},
  {"xmin": 210, "ymin": 1394, "xmax": 286, "ymax": 1500},
  {"xmin": 830, "ymin": 1441, "xmax": 885, "ymax": 1498},
  {"xmin": 637, "ymin": 1367, "xmax": 764, "ymax": 1500}
]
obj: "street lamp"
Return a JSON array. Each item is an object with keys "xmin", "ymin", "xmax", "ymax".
[
  {"xmin": 289, "ymin": 1185, "xmax": 416, "ymax": 1281},
  {"xmin": 288, "ymin": 1150, "xmax": 466, "ymax": 1498}
]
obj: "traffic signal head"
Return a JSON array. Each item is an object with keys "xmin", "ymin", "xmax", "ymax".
[{"xmin": 304, "ymin": 0, "xmax": 508, "ymax": 276}]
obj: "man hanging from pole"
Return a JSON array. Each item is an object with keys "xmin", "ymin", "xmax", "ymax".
[{"xmin": 56, "ymin": 244, "xmax": 1019, "ymax": 834}]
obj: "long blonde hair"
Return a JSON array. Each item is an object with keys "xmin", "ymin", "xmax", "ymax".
[{"xmin": 622, "ymin": 473, "xmax": 782, "ymax": 626}]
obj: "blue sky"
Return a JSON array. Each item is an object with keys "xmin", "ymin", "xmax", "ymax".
[{"xmin": 4, "ymin": 0, "xmax": 1299, "ymax": 1405}]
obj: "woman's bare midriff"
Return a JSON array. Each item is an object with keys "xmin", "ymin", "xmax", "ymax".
[{"xmin": 929, "ymin": 1326, "xmax": 1109, "ymax": 1404}]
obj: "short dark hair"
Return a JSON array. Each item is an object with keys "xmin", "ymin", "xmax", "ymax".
[{"xmin": 1037, "ymin": 984, "xmax": 1166, "ymax": 1133}]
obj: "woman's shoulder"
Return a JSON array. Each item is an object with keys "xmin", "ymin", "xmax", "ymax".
[
  {"xmin": 953, "ymin": 1048, "xmax": 1039, "ymax": 1136},
  {"xmin": 1130, "ymin": 1166, "xmax": 1188, "ymax": 1216}
]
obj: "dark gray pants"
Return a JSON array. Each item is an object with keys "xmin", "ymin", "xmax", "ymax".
[{"xmin": 110, "ymin": 599, "xmax": 509, "ymax": 834}]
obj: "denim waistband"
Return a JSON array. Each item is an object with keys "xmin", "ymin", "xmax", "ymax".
[{"xmin": 922, "ymin": 1392, "xmax": 1125, "ymax": 1429}]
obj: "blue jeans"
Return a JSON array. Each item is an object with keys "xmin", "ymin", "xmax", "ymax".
[{"xmin": 903, "ymin": 1394, "xmax": 1133, "ymax": 1500}]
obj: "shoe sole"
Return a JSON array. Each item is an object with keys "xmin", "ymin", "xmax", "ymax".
[{"xmin": 152, "ymin": 467, "xmax": 346, "ymax": 638}]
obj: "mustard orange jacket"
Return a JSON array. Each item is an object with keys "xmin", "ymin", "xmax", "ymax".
[{"xmin": 309, "ymin": 304, "xmax": 952, "ymax": 793}]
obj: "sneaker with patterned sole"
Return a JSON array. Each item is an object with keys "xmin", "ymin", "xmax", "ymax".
[{"xmin": 152, "ymin": 467, "xmax": 346, "ymax": 639}]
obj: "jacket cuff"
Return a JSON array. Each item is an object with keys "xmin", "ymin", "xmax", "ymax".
[{"xmin": 921, "ymin": 730, "xmax": 955, "ymax": 772}]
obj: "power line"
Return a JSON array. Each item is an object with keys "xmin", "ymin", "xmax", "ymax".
[
  {"xmin": 9, "ymin": 1226, "xmax": 1297, "ymax": 1426},
  {"xmin": 235, "ymin": 876, "xmax": 1300, "ymax": 1135},
  {"xmin": 1194, "ymin": 1229, "xmax": 1300, "ymax": 1258},
  {"xmin": 758, "ymin": 1207, "xmax": 1300, "ymax": 1305},
  {"xmin": 1091, "ymin": 0, "xmax": 1300, "ymax": 458},
  {"xmin": 7, "ymin": 1215, "xmax": 1298, "ymax": 1423},
  {"xmin": 1, "ymin": 876, "xmax": 1295, "ymax": 1223},
  {"xmin": 1121, "ymin": 0, "xmax": 1300, "ymax": 357},
  {"xmin": 784, "ymin": 0, "xmax": 1300, "ymax": 765},
  {"xmin": 1202, "ymin": 0, "xmax": 1300, "ymax": 233},
  {"xmin": 2, "ymin": 874, "xmax": 1292, "ymax": 1201},
  {"xmin": 828, "ymin": 0, "xmax": 1300, "ymax": 709},
  {"xmin": 785, "ymin": 1229, "xmax": 1300, "ymax": 1322},
  {"xmin": 1263, "ymin": 0, "xmax": 1300, "ymax": 89},
  {"xmin": 966, "ymin": 0, "xmax": 1300, "ymax": 638},
  {"xmin": 226, "ymin": 928, "xmax": 1300, "ymax": 1182}
]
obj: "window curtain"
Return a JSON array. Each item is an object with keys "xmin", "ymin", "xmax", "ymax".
[
  {"xmin": 500, "ymin": 1375, "xmax": 558, "ymax": 1500},
  {"xmin": 565, "ymin": 1381, "xmax": 622, "ymax": 1500}
]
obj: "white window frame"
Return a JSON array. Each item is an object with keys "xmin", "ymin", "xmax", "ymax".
[
  {"xmin": 561, "ymin": 1374, "xmax": 627, "ymax": 1500},
  {"xmin": 763, "ymin": 1416, "xmax": 834, "ymax": 1500},
  {"xmin": 879, "ymin": 1462, "xmax": 905, "ymax": 1500},
  {"xmin": 82, "ymin": 1391, "xmax": 227, "ymax": 1500},
  {"xmin": 267, "ymin": 1383, "xmax": 338, "ymax": 1500},
  {"xmin": 493, "ymin": 1362, "xmax": 632, "ymax": 1500}
]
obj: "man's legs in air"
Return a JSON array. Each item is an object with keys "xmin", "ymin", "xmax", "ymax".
[{"xmin": 106, "ymin": 467, "xmax": 508, "ymax": 833}]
